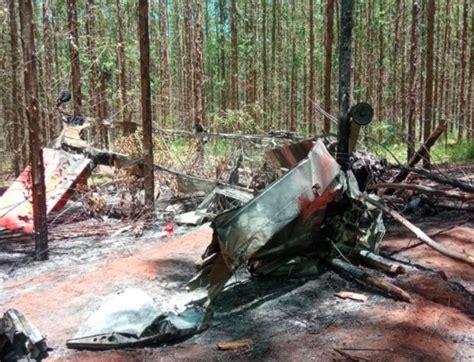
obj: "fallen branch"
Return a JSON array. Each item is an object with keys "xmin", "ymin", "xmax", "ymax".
[
  {"xmin": 327, "ymin": 258, "xmax": 414, "ymax": 303},
  {"xmin": 405, "ymin": 167, "xmax": 474, "ymax": 193},
  {"xmin": 387, "ymin": 122, "xmax": 447, "ymax": 186},
  {"xmin": 362, "ymin": 195, "xmax": 474, "ymax": 267},
  {"xmin": 385, "ymin": 219, "xmax": 470, "ymax": 256},
  {"xmin": 369, "ymin": 183, "xmax": 474, "ymax": 201},
  {"xmin": 155, "ymin": 128, "xmax": 305, "ymax": 142},
  {"xmin": 358, "ymin": 250, "xmax": 406, "ymax": 275}
]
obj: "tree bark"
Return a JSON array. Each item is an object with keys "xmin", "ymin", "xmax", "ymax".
[
  {"xmin": 67, "ymin": 0, "xmax": 82, "ymax": 115},
  {"xmin": 85, "ymin": 0, "xmax": 99, "ymax": 119},
  {"xmin": 138, "ymin": 0, "xmax": 155, "ymax": 208},
  {"xmin": 230, "ymin": 0, "xmax": 239, "ymax": 110},
  {"xmin": 288, "ymin": 0, "xmax": 297, "ymax": 132},
  {"xmin": 194, "ymin": 0, "xmax": 205, "ymax": 128},
  {"xmin": 390, "ymin": 0, "xmax": 402, "ymax": 120},
  {"xmin": 406, "ymin": 1, "xmax": 419, "ymax": 160},
  {"xmin": 336, "ymin": 0, "xmax": 354, "ymax": 170},
  {"xmin": 184, "ymin": 0, "xmax": 194, "ymax": 125},
  {"xmin": 158, "ymin": 0, "xmax": 170, "ymax": 125},
  {"xmin": 42, "ymin": 0, "xmax": 54, "ymax": 142},
  {"xmin": 8, "ymin": 0, "xmax": 22, "ymax": 175},
  {"xmin": 19, "ymin": 0, "xmax": 49, "ymax": 260},
  {"xmin": 376, "ymin": 0, "xmax": 385, "ymax": 135},
  {"xmin": 116, "ymin": 0, "xmax": 128, "ymax": 125},
  {"xmin": 423, "ymin": 0, "xmax": 435, "ymax": 167},
  {"xmin": 468, "ymin": 3, "xmax": 474, "ymax": 138},
  {"xmin": 307, "ymin": 0, "xmax": 316, "ymax": 134},
  {"xmin": 457, "ymin": 0, "xmax": 469, "ymax": 143},
  {"xmin": 323, "ymin": 0, "xmax": 334, "ymax": 133}
]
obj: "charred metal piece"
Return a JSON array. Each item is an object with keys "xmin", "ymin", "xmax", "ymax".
[
  {"xmin": 56, "ymin": 90, "xmax": 71, "ymax": 107},
  {"xmin": 337, "ymin": 102, "xmax": 374, "ymax": 168},
  {"xmin": 0, "ymin": 309, "xmax": 50, "ymax": 361},
  {"xmin": 65, "ymin": 114, "xmax": 85, "ymax": 126}
]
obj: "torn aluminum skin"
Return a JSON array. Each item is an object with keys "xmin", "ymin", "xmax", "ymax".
[
  {"xmin": 188, "ymin": 139, "xmax": 341, "ymax": 302},
  {"xmin": 67, "ymin": 289, "xmax": 205, "ymax": 351}
]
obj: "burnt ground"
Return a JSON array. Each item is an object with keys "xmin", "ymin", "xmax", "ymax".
[{"xmin": 0, "ymin": 207, "xmax": 473, "ymax": 361}]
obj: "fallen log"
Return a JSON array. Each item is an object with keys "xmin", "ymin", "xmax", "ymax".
[
  {"xmin": 358, "ymin": 250, "xmax": 406, "ymax": 275},
  {"xmin": 387, "ymin": 122, "xmax": 447, "ymax": 186},
  {"xmin": 385, "ymin": 219, "xmax": 470, "ymax": 256},
  {"xmin": 369, "ymin": 183, "xmax": 474, "ymax": 201},
  {"xmin": 327, "ymin": 258, "xmax": 414, "ymax": 303},
  {"xmin": 362, "ymin": 194, "xmax": 474, "ymax": 267},
  {"xmin": 406, "ymin": 167, "xmax": 474, "ymax": 193}
]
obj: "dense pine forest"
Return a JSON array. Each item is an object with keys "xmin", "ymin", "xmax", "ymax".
[
  {"xmin": 1, "ymin": 3, "xmax": 474, "ymax": 359},
  {"xmin": 0, "ymin": 0, "xmax": 473, "ymax": 172}
]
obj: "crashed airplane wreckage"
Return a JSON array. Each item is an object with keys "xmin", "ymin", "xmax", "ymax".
[{"xmin": 67, "ymin": 103, "xmax": 417, "ymax": 350}]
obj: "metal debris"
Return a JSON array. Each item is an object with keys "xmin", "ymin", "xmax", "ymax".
[
  {"xmin": 67, "ymin": 289, "xmax": 205, "ymax": 351},
  {"xmin": 187, "ymin": 138, "xmax": 387, "ymax": 307},
  {"xmin": 176, "ymin": 186, "xmax": 254, "ymax": 225},
  {"xmin": 0, "ymin": 148, "xmax": 92, "ymax": 233},
  {"xmin": 0, "ymin": 309, "xmax": 50, "ymax": 361}
]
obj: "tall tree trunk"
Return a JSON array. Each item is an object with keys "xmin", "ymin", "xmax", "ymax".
[
  {"xmin": 116, "ymin": 0, "xmax": 128, "ymax": 124},
  {"xmin": 219, "ymin": 0, "xmax": 227, "ymax": 111},
  {"xmin": 440, "ymin": 0, "xmax": 452, "ymax": 129},
  {"xmin": 158, "ymin": 0, "xmax": 170, "ymax": 126},
  {"xmin": 173, "ymin": 0, "xmax": 184, "ymax": 126},
  {"xmin": 184, "ymin": 0, "xmax": 194, "ymax": 126},
  {"xmin": 376, "ymin": 0, "xmax": 385, "ymax": 133},
  {"xmin": 194, "ymin": 0, "xmax": 204, "ymax": 127},
  {"xmin": 230, "ymin": 0, "xmax": 239, "ymax": 110},
  {"xmin": 8, "ymin": 0, "xmax": 22, "ymax": 175},
  {"xmin": 269, "ymin": 0, "xmax": 277, "ymax": 127},
  {"xmin": 42, "ymin": 0, "xmax": 54, "ymax": 142},
  {"xmin": 19, "ymin": 0, "xmax": 48, "ymax": 260},
  {"xmin": 323, "ymin": 0, "xmax": 334, "ymax": 133},
  {"xmin": 307, "ymin": 0, "xmax": 316, "ymax": 134},
  {"xmin": 67, "ymin": 0, "xmax": 82, "ymax": 115},
  {"xmin": 261, "ymin": 0, "xmax": 268, "ymax": 127},
  {"xmin": 407, "ymin": 1, "xmax": 419, "ymax": 160},
  {"xmin": 390, "ymin": 0, "xmax": 402, "ymax": 120},
  {"xmin": 457, "ymin": 0, "xmax": 468, "ymax": 143},
  {"xmin": 248, "ymin": 0, "xmax": 258, "ymax": 112},
  {"xmin": 289, "ymin": 0, "xmax": 298, "ymax": 132},
  {"xmin": 337, "ymin": 0, "xmax": 354, "ymax": 170},
  {"xmin": 468, "ymin": 3, "xmax": 474, "ymax": 138},
  {"xmin": 138, "ymin": 0, "xmax": 155, "ymax": 208},
  {"xmin": 400, "ymin": 0, "xmax": 408, "ymax": 131},
  {"xmin": 423, "ymin": 0, "xmax": 435, "ymax": 167},
  {"xmin": 86, "ymin": 0, "xmax": 99, "ymax": 119}
]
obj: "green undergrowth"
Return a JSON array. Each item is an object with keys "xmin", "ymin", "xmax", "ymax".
[{"xmin": 369, "ymin": 136, "xmax": 474, "ymax": 165}]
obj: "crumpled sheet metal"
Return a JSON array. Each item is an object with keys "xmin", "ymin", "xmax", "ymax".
[
  {"xmin": 216, "ymin": 139, "xmax": 340, "ymax": 270},
  {"xmin": 0, "ymin": 148, "xmax": 91, "ymax": 233},
  {"xmin": 188, "ymin": 140, "xmax": 341, "ymax": 301},
  {"xmin": 266, "ymin": 138, "xmax": 316, "ymax": 169},
  {"xmin": 67, "ymin": 289, "xmax": 205, "ymax": 351},
  {"xmin": 175, "ymin": 186, "xmax": 254, "ymax": 226},
  {"xmin": 0, "ymin": 309, "xmax": 50, "ymax": 361}
]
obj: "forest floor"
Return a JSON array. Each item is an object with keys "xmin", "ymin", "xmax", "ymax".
[{"xmin": 0, "ymin": 208, "xmax": 473, "ymax": 361}]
